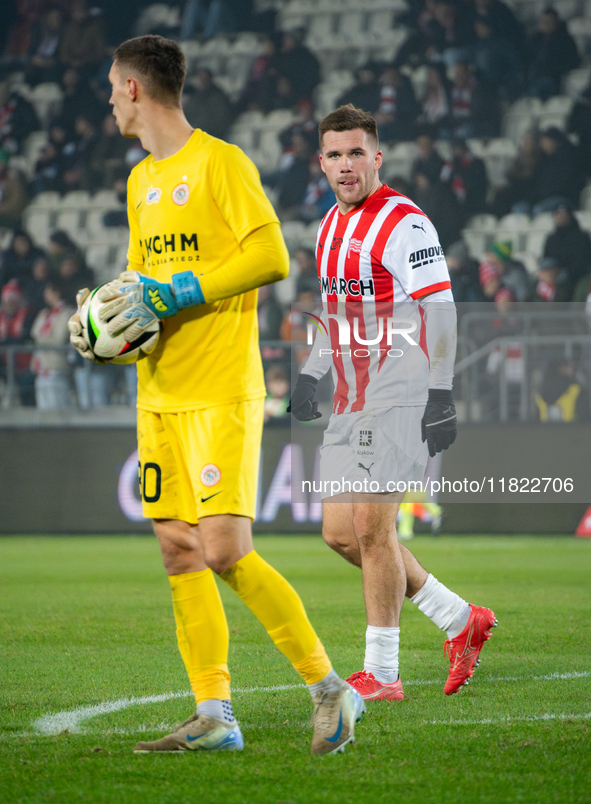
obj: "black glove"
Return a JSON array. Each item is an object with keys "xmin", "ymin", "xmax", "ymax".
[
  {"xmin": 421, "ymin": 389, "xmax": 457, "ymax": 457},
  {"xmin": 287, "ymin": 373, "xmax": 322, "ymax": 421}
]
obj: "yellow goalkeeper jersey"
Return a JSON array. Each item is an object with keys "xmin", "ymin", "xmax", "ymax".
[{"xmin": 126, "ymin": 129, "xmax": 279, "ymax": 412}]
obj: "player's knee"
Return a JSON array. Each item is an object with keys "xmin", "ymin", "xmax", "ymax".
[
  {"xmin": 322, "ymin": 526, "xmax": 350, "ymax": 555},
  {"xmin": 153, "ymin": 520, "xmax": 200, "ymax": 558},
  {"xmin": 202, "ymin": 547, "xmax": 239, "ymax": 575},
  {"xmin": 352, "ymin": 510, "xmax": 389, "ymax": 549}
]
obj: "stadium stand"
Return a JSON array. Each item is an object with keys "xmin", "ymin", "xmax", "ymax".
[{"xmin": 1, "ymin": 0, "xmax": 590, "ymax": 418}]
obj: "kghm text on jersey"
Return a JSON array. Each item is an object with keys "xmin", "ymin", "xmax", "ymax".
[
  {"xmin": 139, "ymin": 232, "xmax": 198, "ymax": 258},
  {"xmin": 409, "ymin": 246, "xmax": 445, "ymax": 270}
]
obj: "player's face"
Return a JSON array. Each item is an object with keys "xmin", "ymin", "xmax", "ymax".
[
  {"xmin": 108, "ymin": 63, "xmax": 137, "ymax": 138},
  {"xmin": 320, "ymin": 129, "xmax": 382, "ymax": 213}
]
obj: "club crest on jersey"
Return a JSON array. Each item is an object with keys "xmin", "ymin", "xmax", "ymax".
[
  {"xmin": 201, "ymin": 464, "xmax": 221, "ymax": 487},
  {"xmin": 347, "ymin": 238, "xmax": 363, "ymax": 257},
  {"xmin": 146, "ymin": 186, "xmax": 161, "ymax": 204},
  {"xmin": 172, "ymin": 183, "xmax": 190, "ymax": 206},
  {"xmin": 330, "ymin": 237, "xmax": 343, "ymax": 250},
  {"xmin": 359, "ymin": 429, "xmax": 373, "ymax": 447}
]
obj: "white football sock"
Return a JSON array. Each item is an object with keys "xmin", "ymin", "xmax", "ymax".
[
  {"xmin": 197, "ymin": 698, "xmax": 235, "ymax": 723},
  {"xmin": 364, "ymin": 625, "xmax": 400, "ymax": 684},
  {"xmin": 307, "ymin": 668, "xmax": 343, "ymax": 697},
  {"xmin": 410, "ymin": 573, "xmax": 470, "ymax": 640}
]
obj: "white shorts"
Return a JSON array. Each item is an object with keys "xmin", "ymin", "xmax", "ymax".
[{"xmin": 319, "ymin": 406, "xmax": 429, "ymax": 499}]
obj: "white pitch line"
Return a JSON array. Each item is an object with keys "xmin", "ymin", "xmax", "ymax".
[
  {"xmin": 30, "ymin": 669, "xmax": 591, "ymax": 737},
  {"xmin": 427, "ymin": 711, "xmax": 591, "ymax": 726}
]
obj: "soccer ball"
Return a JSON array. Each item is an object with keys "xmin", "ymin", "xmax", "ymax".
[{"xmin": 79, "ymin": 285, "xmax": 161, "ymax": 364}]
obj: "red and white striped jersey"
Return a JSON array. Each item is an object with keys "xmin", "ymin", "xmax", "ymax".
[{"xmin": 302, "ymin": 185, "xmax": 452, "ymax": 414}]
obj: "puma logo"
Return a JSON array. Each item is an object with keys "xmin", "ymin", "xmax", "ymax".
[
  {"xmin": 358, "ymin": 462, "xmax": 374, "ymax": 476},
  {"xmin": 412, "ymin": 222, "xmax": 426, "ymax": 233}
]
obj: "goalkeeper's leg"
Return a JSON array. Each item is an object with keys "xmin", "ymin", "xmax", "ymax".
[{"xmin": 154, "ymin": 519, "xmax": 233, "ymax": 707}]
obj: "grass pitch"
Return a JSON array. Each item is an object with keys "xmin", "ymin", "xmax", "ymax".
[{"xmin": 1, "ymin": 535, "xmax": 590, "ymax": 804}]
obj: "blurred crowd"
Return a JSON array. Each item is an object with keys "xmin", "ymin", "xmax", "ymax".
[{"xmin": 0, "ymin": 0, "xmax": 590, "ymax": 419}]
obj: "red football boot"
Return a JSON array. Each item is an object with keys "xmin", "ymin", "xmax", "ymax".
[
  {"xmin": 443, "ymin": 604, "xmax": 497, "ymax": 695},
  {"xmin": 345, "ymin": 670, "xmax": 405, "ymax": 701}
]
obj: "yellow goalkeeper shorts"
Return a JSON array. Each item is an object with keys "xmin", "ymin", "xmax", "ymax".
[{"xmin": 137, "ymin": 398, "xmax": 264, "ymax": 523}]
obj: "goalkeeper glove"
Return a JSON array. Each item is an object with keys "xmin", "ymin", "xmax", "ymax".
[
  {"xmin": 68, "ymin": 288, "xmax": 105, "ymax": 363},
  {"xmin": 421, "ymin": 389, "xmax": 457, "ymax": 457},
  {"xmin": 287, "ymin": 374, "xmax": 322, "ymax": 421},
  {"xmin": 96, "ymin": 270, "xmax": 205, "ymax": 337}
]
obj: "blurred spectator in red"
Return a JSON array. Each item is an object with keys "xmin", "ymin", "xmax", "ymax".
[
  {"xmin": 25, "ymin": 5, "xmax": 65, "ymax": 85},
  {"xmin": 0, "ymin": 279, "xmax": 35, "ymax": 406},
  {"xmin": 374, "ymin": 65, "xmax": 419, "ymax": 143},
  {"xmin": 276, "ymin": 30, "xmax": 320, "ymax": 105},
  {"xmin": 440, "ymin": 138, "xmax": 488, "ymax": 217},
  {"xmin": 0, "ymin": 148, "xmax": 28, "ymax": 229},
  {"xmin": 0, "ymin": 230, "xmax": 44, "ymax": 289},
  {"xmin": 337, "ymin": 63, "xmax": 382, "ymax": 113},
  {"xmin": 0, "ymin": 83, "xmax": 39, "ymax": 156},
  {"xmin": 183, "ymin": 68, "xmax": 234, "ymax": 141},
  {"xmin": 526, "ymin": 8, "xmax": 579, "ymax": 100},
  {"xmin": 31, "ymin": 278, "xmax": 73, "ymax": 409},
  {"xmin": 543, "ymin": 202, "xmax": 591, "ymax": 293},
  {"xmin": 416, "ymin": 65, "xmax": 451, "ymax": 137},
  {"xmin": 479, "ymin": 241, "xmax": 531, "ymax": 301},
  {"xmin": 442, "ymin": 61, "xmax": 500, "ymax": 139},
  {"xmin": 531, "ymin": 128, "xmax": 583, "ymax": 215},
  {"xmin": 59, "ymin": 0, "xmax": 106, "ymax": 71}
]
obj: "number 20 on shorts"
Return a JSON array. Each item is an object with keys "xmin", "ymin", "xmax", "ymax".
[{"xmin": 138, "ymin": 461, "xmax": 162, "ymax": 503}]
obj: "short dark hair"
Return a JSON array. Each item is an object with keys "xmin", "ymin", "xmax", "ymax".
[
  {"xmin": 113, "ymin": 35, "xmax": 186, "ymax": 107},
  {"xmin": 318, "ymin": 104, "xmax": 379, "ymax": 148}
]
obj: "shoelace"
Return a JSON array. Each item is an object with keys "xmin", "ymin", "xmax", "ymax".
[
  {"xmin": 347, "ymin": 670, "xmax": 371, "ymax": 683},
  {"xmin": 443, "ymin": 639, "xmax": 455, "ymax": 660}
]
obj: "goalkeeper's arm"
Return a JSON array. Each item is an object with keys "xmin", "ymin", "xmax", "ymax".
[{"xmin": 96, "ymin": 221, "xmax": 289, "ymax": 337}]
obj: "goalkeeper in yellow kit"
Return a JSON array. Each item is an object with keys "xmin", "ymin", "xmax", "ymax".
[{"xmin": 68, "ymin": 35, "xmax": 364, "ymax": 755}]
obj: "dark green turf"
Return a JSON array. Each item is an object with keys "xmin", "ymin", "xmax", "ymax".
[{"xmin": 1, "ymin": 535, "xmax": 590, "ymax": 804}]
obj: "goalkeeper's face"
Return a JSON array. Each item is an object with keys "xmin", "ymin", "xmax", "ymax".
[
  {"xmin": 108, "ymin": 63, "xmax": 138, "ymax": 138},
  {"xmin": 319, "ymin": 129, "xmax": 383, "ymax": 214}
]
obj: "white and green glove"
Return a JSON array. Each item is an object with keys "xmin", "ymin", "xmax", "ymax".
[
  {"xmin": 68, "ymin": 288, "xmax": 105, "ymax": 363},
  {"xmin": 97, "ymin": 270, "xmax": 205, "ymax": 338}
]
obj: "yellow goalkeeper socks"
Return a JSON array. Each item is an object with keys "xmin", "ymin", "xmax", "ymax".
[
  {"xmin": 168, "ymin": 569, "xmax": 231, "ymax": 704},
  {"xmin": 220, "ymin": 550, "xmax": 332, "ymax": 684}
]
